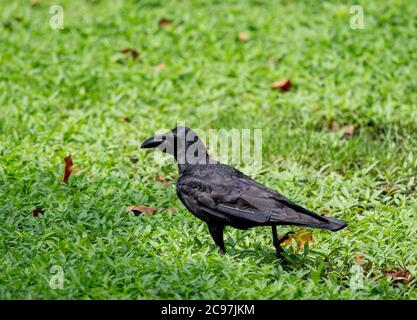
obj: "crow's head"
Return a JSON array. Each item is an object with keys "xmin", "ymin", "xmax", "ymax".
[{"xmin": 141, "ymin": 126, "xmax": 209, "ymax": 164}]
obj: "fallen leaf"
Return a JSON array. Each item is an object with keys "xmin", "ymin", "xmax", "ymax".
[
  {"xmin": 238, "ymin": 32, "xmax": 250, "ymax": 42},
  {"xmin": 30, "ymin": 0, "xmax": 39, "ymax": 6},
  {"xmin": 297, "ymin": 231, "xmax": 313, "ymax": 249},
  {"xmin": 342, "ymin": 124, "xmax": 355, "ymax": 139},
  {"xmin": 159, "ymin": 18, "xmax": 172, "ymax": 28},
  {"xmin": 280, "ymin": 230, "xmax": 313, "ymax": 250},
  {"xmin": 121, "ymin": 116, "xmax": 131, "ymax": 123},
  {"xmin": 271, "ymin": 79, "xmax": 292, "ymax": 92},
  {"xmin": 32, "ymin": 208, "xmax": 44, "ymax": 217},
  {"xmin": 355, "ymin": 255, "xmax": 364, "ymax": 263},
  {"xmin": 330, "ymin": 120, "xmax": 340, "ymax": 132},
  {"xmin": 329, "ymin": 121, "xmax": 355, "ymax": 139},
  {"xmin": 120, "ymin": 48, "xmax": 139, "ymax": 59},
  {"xmin": 63, "ymin": 155, "xmax": 73, "ymax": 184},
  {"xmin": 280, "ymin": 234, "xmax": 293, "ymax": 246},
  {"xmin": 126, "ymin": 205, "xmax": 157, "ymax": 216},
  {"xmin": 155, "ymin": 173, "xmax": 169, "ymax": 186},
  {"xmin": 154, "ymin": 63, "xmax": 166, "ymax": 71},
  {"xmin": 383, "ymin": 269, "xmax": 412, "ymax": 285}
]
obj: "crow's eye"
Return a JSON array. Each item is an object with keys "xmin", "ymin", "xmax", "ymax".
[
  {"xmin": 161, "ymin": 136, "xmax": 166, "ymax": 141},
  {"xmin": 193, "ymin": 136, "xmax": 198, "ymax": 142}
]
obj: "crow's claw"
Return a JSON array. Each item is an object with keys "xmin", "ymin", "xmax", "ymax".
[{"xmin": 278, "ymin": 231, "xmax": 295, "ymax": 244}]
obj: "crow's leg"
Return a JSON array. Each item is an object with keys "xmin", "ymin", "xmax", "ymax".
[
  {"xmin": 207, "ymin": 223, "xmax": 226, "ymax": 254},
  {"xmin": 271, "ymin": 226, "xmax": 284, "ymax": 258},
  {"xmin": 272, "ymin": 227, "xmax": 294, "ymax": 258}
]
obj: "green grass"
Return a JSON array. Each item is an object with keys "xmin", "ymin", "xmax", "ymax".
[{"xmin": 0, "ymin": 0, "xmax": 416, "ymax": 299}]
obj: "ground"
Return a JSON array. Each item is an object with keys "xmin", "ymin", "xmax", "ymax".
[{"xmin": 0, "ymin": 0, "xmax": 416, "ymax": 299}]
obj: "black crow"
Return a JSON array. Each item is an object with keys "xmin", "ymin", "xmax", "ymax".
[{"xmin": 141, "ymin": 126, "xmax": 347, "ymax": 258}]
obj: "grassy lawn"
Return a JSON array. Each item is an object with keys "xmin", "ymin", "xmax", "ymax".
[{"xmin": 0, "ymin": 0, "xmax": 416, "ymax": 299}]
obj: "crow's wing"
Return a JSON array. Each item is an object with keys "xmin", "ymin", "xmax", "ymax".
[
  {"xmin": 176, "ymin": 164, "xmax": 346, "ymax": 230},
  {"xmin": 177, "ymin": 168, "xmax": 272, "ymax": 223}
]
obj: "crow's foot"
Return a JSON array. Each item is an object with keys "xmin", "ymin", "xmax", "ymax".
[
  {"xmin": 272, "ymin": 227, "xmax": 293, "ymax": 261},
  {"xmin": 278, "ymin": 231, "xmax": 295, "ymax": 244}
]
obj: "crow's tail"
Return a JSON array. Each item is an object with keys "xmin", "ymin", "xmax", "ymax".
[
  {"xmin": 313, "ymin": 216, "xmax": 347, "ymax": 231},
  {"xmin": 269, "ymin": 199, "xmax": 347, "ymax": 231}
]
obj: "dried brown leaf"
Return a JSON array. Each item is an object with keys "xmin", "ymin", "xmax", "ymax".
[
  {"xmin": 271, "ymin": 79, "xmax": 292, "ymax": 92},
  {"xmin": 280, "ymin": 235, "xmax": 293, "ymax": 246},
  {"xmin": 298, "ymin": 231, "xmax": 313, "ymax": 249},
  {"xmin": 280, "ymin": 230, "xmax": 313, "ymax": 250},
  {"xmin": 159, "ymin": 18, "xmax": 172, "ymax": 28},
  {"xmin": 329, "ymin": 121, "xmax": 355, "ymax": 139},
  {"xmin": 155, "ymin": 173, "xmax": 169, "ymax": 186},
  {"xmin": 63, "ymin": 155, "xmax": 73, "ymax": 184},
  {"xmin": 330, "ymin": 120, "xmax": 340, "ymax": 132},
  {"xmin": 126, "ymin": 205, "xmax": 157, "ymax": 216},
  {"xmin": 342, "ymin": 124, "xmax": 355, "ymax": 138},
  {"xmin": 32, "ymin": 208, "xmax": 44, "ymax": 217},
  {"xmin": 383, "ymin": 269, "xmax": 412, "ymax": 285},
  {"xmin": 355, "ymin": 254, "xmax": 364, "ymax": 263},
  {"xmin": 238, "ymin": 32, "xmax": 250, "ymax": 42},
  {"xmin": 120, "ymin": 48, "xmax": 139, "ymax": 59}
]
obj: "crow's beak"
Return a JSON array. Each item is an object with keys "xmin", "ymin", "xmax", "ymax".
[{"xmin": 140, "ymin": 135, "xmax": 163, "ymax": 149}]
